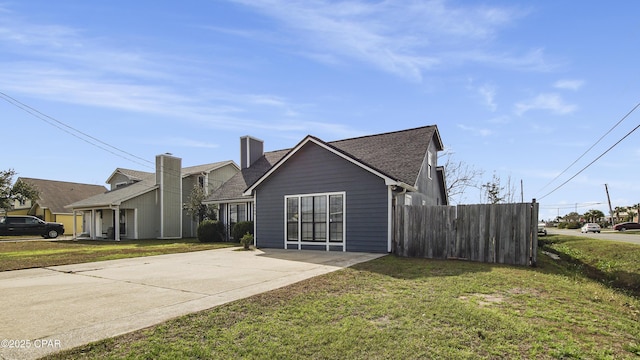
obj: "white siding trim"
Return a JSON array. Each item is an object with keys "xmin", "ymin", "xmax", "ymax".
[
  {"xmin": 253, "ymin": 192, "xmax": 257, "ymax": 247},
  {"xmin": 387, "ymin": 186, "xmax": 393, "ymax": 253}
]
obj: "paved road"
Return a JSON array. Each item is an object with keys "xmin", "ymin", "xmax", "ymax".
[
  {"xmin": 547, "ymin": 228, "xmax": 640, "ymax": 245},
  {"xmin": 0, "ymin": 248, "xmax": 383, "ymax": 360}
]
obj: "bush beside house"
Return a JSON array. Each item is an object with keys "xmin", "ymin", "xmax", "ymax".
[
  {"xmin": 232, "ymin": 221, "xmax": 253, "ymax": 242},
  {"xmin": 197, "ymin": 220, "xmax": 226, "ymax": 243}
]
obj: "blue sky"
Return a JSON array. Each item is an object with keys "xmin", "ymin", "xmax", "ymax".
[{"xmin": 1, "ymin": 1, "xmax": 639, "ymax": 221}]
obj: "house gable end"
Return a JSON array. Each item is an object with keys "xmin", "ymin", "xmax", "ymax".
[{"xmin": 244, "ymin": 136, "xmax": 411, "ymax": 196}]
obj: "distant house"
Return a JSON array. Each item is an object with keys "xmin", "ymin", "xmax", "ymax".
[
  {"xmin": 205, "ymin": 125, "xmax": 448, "ymax": 253},
  {"xmin": 6, "ymin": 178, "xmax": 107, "ymax": 234},
  {"xmin": 67, "ymin": 155, "xmax": 238, "ymax": 240}
]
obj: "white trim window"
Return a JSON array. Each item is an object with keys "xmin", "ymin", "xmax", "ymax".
[{"xmin": 285, "ymin": 192, "xmax": 346, "ymax": 251}]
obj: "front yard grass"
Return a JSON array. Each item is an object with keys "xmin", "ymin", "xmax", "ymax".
[
  {"xmin": 0, "ymin": 239, "xmax": 236, "ymax": 271},
  {"xmin": 45, "ymin": 244, "xmax": 640, "ymax": 359}
]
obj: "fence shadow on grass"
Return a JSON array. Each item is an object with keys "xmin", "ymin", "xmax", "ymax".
[{"xmin": 349, "ymin": 254, "xmax": 495, "ymax": 280}]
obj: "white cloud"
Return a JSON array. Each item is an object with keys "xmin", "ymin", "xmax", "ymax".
[
  {"xmin": 0, "ymin": 7, "xmax": 365, "ymax": 141},
  {"xmin": 230, "ymin": 0, "xmax": 542, "ymax": 80},
  {"xmin": 478, "ymin": 84, "xmax": 497, "ymax": 111},
  {"xmin": 554, "ymin": 79, "xmax": 584, "ymax": 91},
  {"xmin": 457, "ymin": 124, "xmax": 493, "ymax": 137},
  {"xmin": 514, "ymin": 93, "xmax": 577, "ymax": 116}
]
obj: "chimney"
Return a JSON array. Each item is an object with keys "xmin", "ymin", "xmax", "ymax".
[
  {"xmin": 240, "ymin": 136, "xmax": 264, "ymax": 169},
  {"xmin": 156, "ymin": 153, "xmax": 182, "ymax": 239}
]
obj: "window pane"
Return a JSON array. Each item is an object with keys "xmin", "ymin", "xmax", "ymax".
[
  {"xmin": 329, "ymin": 195, "xmax": 343, "ymax": 222},
  {"xmin": 314, "ymin": 223, "xmax": 326, "ymax": 242},
  {"xmin": 330, "ymin": 223, "xmax": 343, "ymax": 242},
  {"xmin": 313, "ymin": 196, "xmax": 326, "ymax": 222},
  {"xmin": 230, "ymin": 206, "xmax": 238, "ymax": 223},
  {"xmin": 287, "ymin": 198, "xmax": 298, "ymax": 241},
  {"xmin": 287, "ymin": 223, "xmax": 298, "ymax": 241},
  {"xmin": 301, "ymin": 223, "xmax": 313, "ymax": 241},
  {"xmin": 238, "ymin": 204, "xmax": 246, "ymax": 222},
  {"xmin": 329, "ymin": 195, "xmax": 343, "ymax": 242},
  {"xmin": 301, "ymin": 197, "xmax": 313, "ymax": 222},
  {"xmin": 287, "ymin": 198, "xmax": 298, "ymax": 221}
]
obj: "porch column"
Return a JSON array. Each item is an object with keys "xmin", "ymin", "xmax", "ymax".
[
  {"xmin": 72, "ymin": 210, "xmax": 77, "ymax": 239},
  {"xmin": 91, "ymin": 209, "xmax": 96, "ymax": 240},
  {"xmin": 114, "ymin": 207, "xmax": 120, "ymax": 241}
]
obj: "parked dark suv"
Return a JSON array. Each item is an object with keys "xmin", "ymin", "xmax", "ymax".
[{"xmin": 0, "ymin": 215, "xmax": 64, "ymax": 238}]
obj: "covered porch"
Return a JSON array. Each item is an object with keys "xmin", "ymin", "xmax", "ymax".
[{"xmin": 71, "ymin": 206, "xmax": 138, "ymax": 241}]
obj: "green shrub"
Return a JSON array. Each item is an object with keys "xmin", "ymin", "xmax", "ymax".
[
  {"xmin": 197, "ymin": 220, "xmax": 225, "ymax": 243},
  {"xmin": 567, "ymin": 221, "xmax": 582, "ymax": 229},
  {"xmin": 240, "ymin": 232, "xmax": 254, "ymax": 250},
  {"xmin": 232, "ymin": 221, "xmax": 254, "ymax": 241}
]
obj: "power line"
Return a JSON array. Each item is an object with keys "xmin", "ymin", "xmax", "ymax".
[
  {"xmin": 540, "ymin": 202, "xmax": 602, "ymax": 210},
  {"xmin": 1, "ymin": 91, "xmax": 230, "ymax": 203},
  {"xmin": 535, "ymin": 100, "xmax": 640, "ymax": 196},
  {"xmin": 0, "ymin": 91, "xmax": 154, "ymax": 169},
  {"xmin": 538, "ymin": 120, "xmax": 640, "ymax": 200}
]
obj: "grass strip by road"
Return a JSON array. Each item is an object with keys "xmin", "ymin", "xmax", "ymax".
[
  {"xmin": 0, "ymin": 239, "xmax": 237, "ymax": 271},
  {"xmin": 540, "ymin": 234, "xmax": 640, "ymax": 297},
  {"xmin": 45, "ymin": 250, "xmax": 640, "ymax": 359}
]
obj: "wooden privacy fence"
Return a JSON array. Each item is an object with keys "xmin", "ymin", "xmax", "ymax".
[{"xmin": 394, "ymin": 201, "xmax": 538, "ymax": 266}]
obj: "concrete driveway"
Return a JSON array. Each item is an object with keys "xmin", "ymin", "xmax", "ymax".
[{"xmin": 0, "ymin": 248, "xmax": 384, "ymax": 360}]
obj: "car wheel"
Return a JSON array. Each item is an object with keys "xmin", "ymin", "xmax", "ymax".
[
  {"xmin": 47, "ymin": 229, "xmax": 59, "ymax": 239},
  {"xmin": 621, "ymin": 227, "xmax": 626, "ymax": 231}
]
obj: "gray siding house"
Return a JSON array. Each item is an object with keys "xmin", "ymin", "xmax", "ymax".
[
  {"xmin": 67, "ymin": 154, "xmax": 238, "ymax": 240},
  {"xmin": 206, "ymin": 125, "xmax": 448, "ymax": 253}
]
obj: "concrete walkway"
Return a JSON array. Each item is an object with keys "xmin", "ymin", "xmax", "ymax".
[{"xmin": 0, "ymin": 248, "xmax": 384, "ymax": 360}]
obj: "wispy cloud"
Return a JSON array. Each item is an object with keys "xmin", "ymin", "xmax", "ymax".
[
  {"xmin": 0, "ymin": 7, "xmax": 362, "ymax": 140},
  {"xmin": 478, "ymin": 84, "xmax": 497, "ymax": 111},
  {"xmin": 457, "ymin": 124, "xmax": 493, "ymax": 137},
  {"xmin": 554, "ymin": 79, "xmax": 584, "ymax": 91},
  {"xmin": 229, "ymin": 0, "xmax": 542, "ymax": 81},
  {"xmin": 514, "ymin": 93, "xmax": 577, "ymax": 116}
]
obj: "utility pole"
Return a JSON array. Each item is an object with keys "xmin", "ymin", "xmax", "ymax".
[
  {"xmin": 520, "ymin": 179, "xmax": 524, "ymax": 203},
  {"xmin": 604, "ymin": 184, "xmax": 614, "ymax": 226}
]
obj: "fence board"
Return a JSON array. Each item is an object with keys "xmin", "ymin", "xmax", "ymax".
[{"xmin": 393, "ymin": 202, "xmax": 538, "ymax": 266}]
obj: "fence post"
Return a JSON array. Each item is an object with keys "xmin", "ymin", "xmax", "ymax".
[{"xmin": 530, "ymin": 199, "xmax": 537, "ymax": 267}]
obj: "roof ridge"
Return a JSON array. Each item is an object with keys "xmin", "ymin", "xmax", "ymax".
[
  {"xmin": 327, "ymin": 125, "xmax": 436, "ymax": 144},
  {"xmin": 17, "ymin": 177, "xmax": 106, "ymax": 187}
]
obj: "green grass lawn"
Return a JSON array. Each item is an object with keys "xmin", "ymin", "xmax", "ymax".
[
  {"xmin": 42, "ymin": 236, "xmax": 640, "ymax": 360},
  {"xmin": 540, "ymin": 234, "xmax": 640, "ymax": 297},
  {"xmin": 0, "ymin": 239, "xmax": 237, "ymax": 271}
]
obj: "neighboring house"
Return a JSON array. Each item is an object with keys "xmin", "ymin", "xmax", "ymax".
[
  {"xmin": 67, "ymin": 154, "xmax": 238, "ymax": 240},
  {"xmin": 5, "ymin": 178, "xmax": 107, "ymax": 234},
  {"xmin": 205, "ymin": 125, "xmax": 448, "ymax": 253}
]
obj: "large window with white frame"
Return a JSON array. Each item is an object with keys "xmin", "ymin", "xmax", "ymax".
[{"xmin": 285, "ymin": 192, "xmax": 345, "ymax": 250}]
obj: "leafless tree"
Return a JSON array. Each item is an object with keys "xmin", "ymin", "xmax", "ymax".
[{"xmin": 440, "ymin": 151, "xmax": 484, "ymax": 205}]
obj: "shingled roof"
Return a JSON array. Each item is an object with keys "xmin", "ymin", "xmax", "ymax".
[
  {"xmin": 17, "ymin": 178, "xmax": 107, "ymax": 214},
  {"xmin": 327, "ymin": 125, "xmax": 441, "ymax": 186},
  {"xmin": 206, "ymin": 150, "xmax": 289, "ymax": 203},
  {"xmin": 206, "ymin": 125, "xmax": 442, "ymax": 202}
]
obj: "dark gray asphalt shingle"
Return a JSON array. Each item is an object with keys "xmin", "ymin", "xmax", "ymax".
[{"xmin": 206, "ymin": 125, "xmax": 441, "ymax": 202}]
